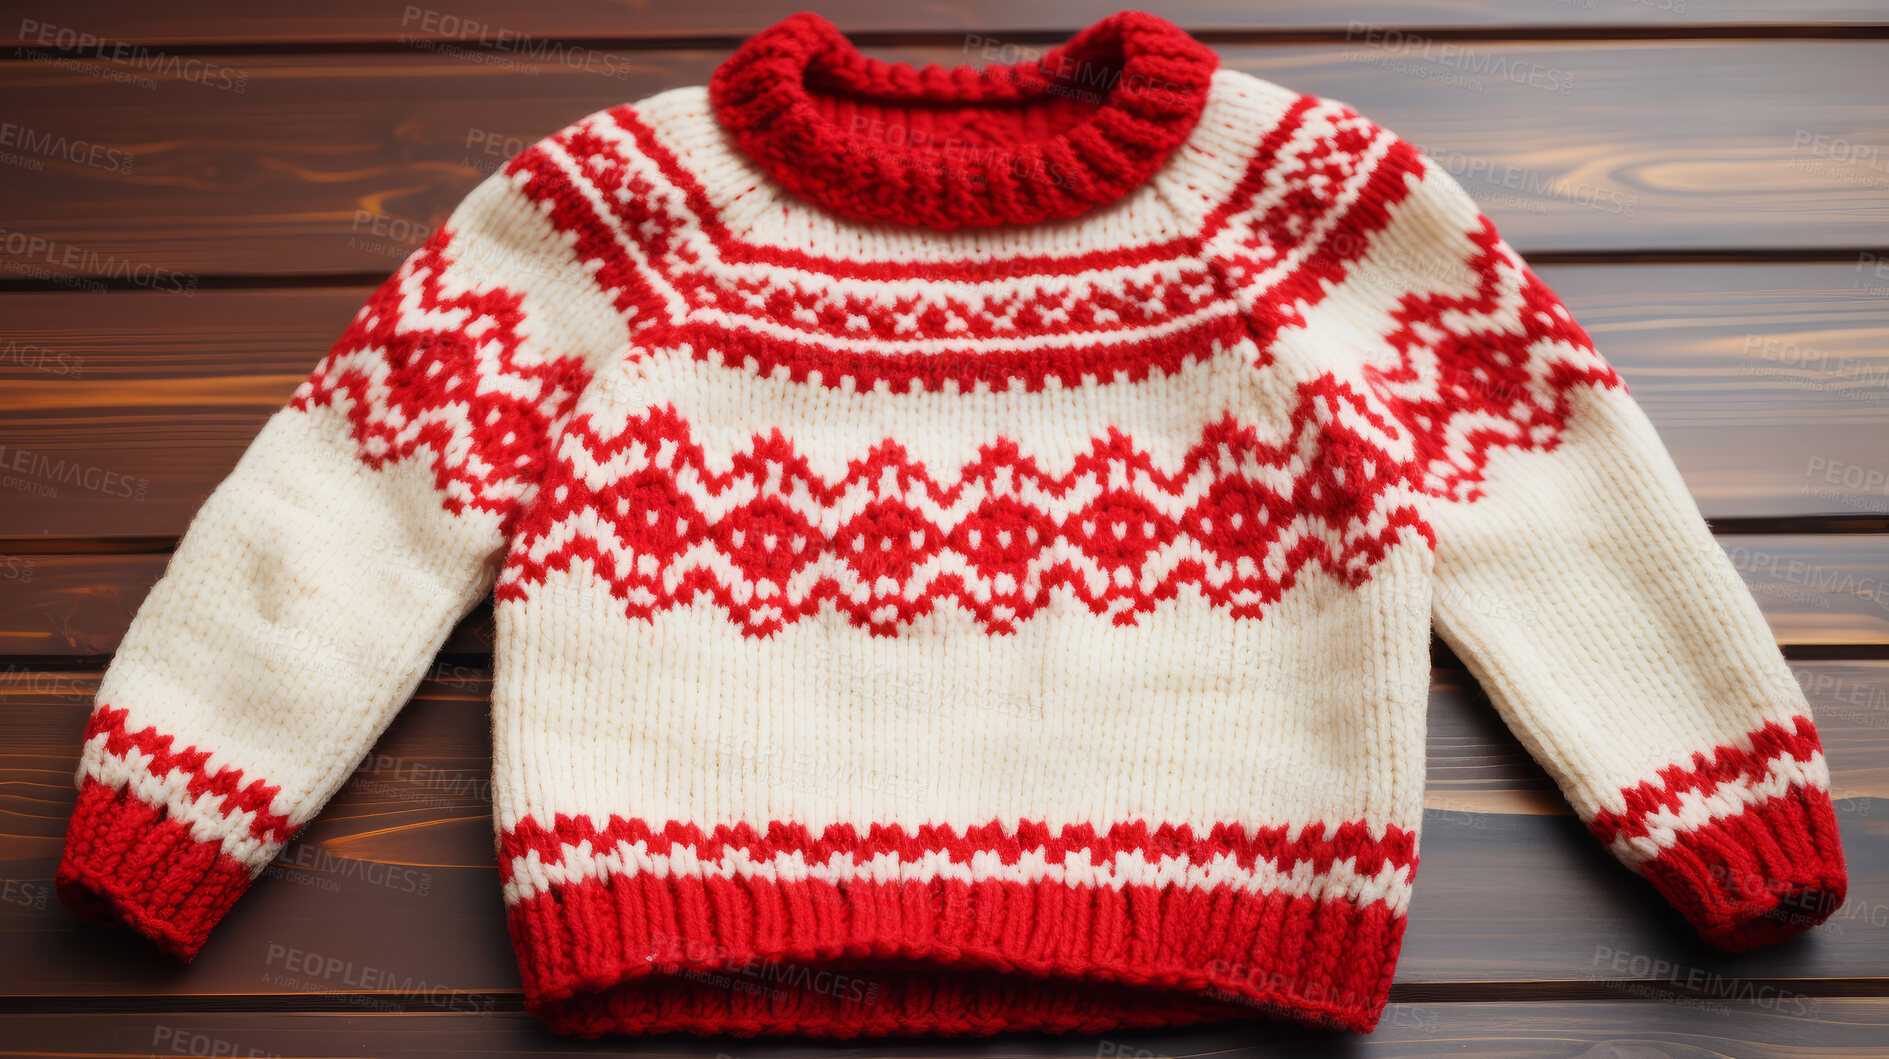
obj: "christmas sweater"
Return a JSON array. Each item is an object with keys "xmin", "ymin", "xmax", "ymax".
[{"xmin": 56, "ymin": 9, "xmax": 1848, "ymax": 1038}]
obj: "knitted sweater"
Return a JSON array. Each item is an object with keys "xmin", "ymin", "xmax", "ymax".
[{"xmin": 57, "ymin": 10, "xmax": 1847, "ymax": 1038}]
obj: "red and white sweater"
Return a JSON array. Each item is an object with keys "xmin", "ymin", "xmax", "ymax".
[{"xmin": 57, "ymin": 10, "xmax": 1847, "ymax": 1038}]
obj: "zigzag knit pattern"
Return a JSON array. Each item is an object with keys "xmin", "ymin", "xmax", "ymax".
[
  {"xmin": 57, "ymin": 9, "xmax": 1845, "ymax": 1040},
  {"xmin": 496, "ymin": 392, "xmax": 1430, "ymax": 634}
]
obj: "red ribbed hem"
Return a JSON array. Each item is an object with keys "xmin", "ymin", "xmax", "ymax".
[
  {"xmin": 1636, "ymin": 784, "xmax": 1848, "ymax": 952},
  {"xmin": 507, "ymin": 869, "xmax": 1405, "ymax": 1038},
  {"xmin": 55, "ymin": 776, "xmax": 256, "ymax": 962}
]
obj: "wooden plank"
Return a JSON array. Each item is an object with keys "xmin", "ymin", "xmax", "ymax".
[
  {"xmin": 1, "ymin": 662, "xmax": 1884, "ymax": 996},
  {"xmin": 0, "ymin": 42, "xmax": 1886, "ymax": 280},
  {"xmin": 0, "ymin": 286, "xmax": 353, "ymax": 541},
  {"xmin": 6, "ymin": 0, "xmax": 1885, "ymax": 49},
  {"xmin": 2, "ymin": 262, "xmax": 1884, "ymax": 539},
  {"xmin": 5, "ymin": 1000, "xmax": 1889, "ymax": 1058},
  {"xmin": 1425, "ymin": 662, "xmax": 1889, "ymax": 812},
  {"xmin": 1, "ymin": 534, "xmax": 1883, "ymax": 661},
  {"xmin": 1541, "ymin": 263, "xmax": 1889, "ymax": 520}
]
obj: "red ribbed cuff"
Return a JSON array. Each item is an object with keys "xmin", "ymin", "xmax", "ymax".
[
  {"xmin": 1637, "ymin": 784, "xmax": 1848, "ymax": 952},
  {"xmin": 55, "ymin": 776, "xmax": 257, "ymax": 962}
]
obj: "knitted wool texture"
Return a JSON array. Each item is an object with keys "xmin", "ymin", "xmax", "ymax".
[{"xmin": 56, "ymin": 10, "xmax": 1848, "ymax": 1038}]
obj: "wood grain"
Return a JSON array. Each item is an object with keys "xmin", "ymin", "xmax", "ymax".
[
  {"xmin": 2, "ymin": 262, "xmax": 1885, "ymax": 540},
  {"xmin": 6, "ymin": 0, "xmax": 1885, "ymax": 48},
  {"xmin": 3, "ymin": 1000, "xmax": 1889, "ymax": 1058},
  {"xmin": 1, "ymin": 42, "xmax": 1886, "ymax": 284}
]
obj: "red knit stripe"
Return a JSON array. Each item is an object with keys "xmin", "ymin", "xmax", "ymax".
[
  {"xmin": 509, "ymin": 117, "xmax": 1240, "ymax": 354},
  {"xmin": 1588, "ymin": 715, "xmax": 1827, "ymax": 845},
  {"xmin": 505, "ymin": 133, "xmax": 1256, "ymax": 389},
  {"xmin": 690, "ymin": 313, "xmax": 1254, "ymax": 391},
  {"xmin": 496, "ymin": 814, "xmax": 1420, "ymax": 886},
  {"xmin": 1198, "ymin": 105, "xmax": 1437, "ymax": 387},
  {"xmin": 82, "ymin": 705, "xmax": 294, "ymax": 843},
  {"xmin": 506, "ymin": 860, "xmax": 1404, "ymax": 1036},
  {"xmin": 505, "ymin": 142, "xmax": 669, "ymax": 327}
]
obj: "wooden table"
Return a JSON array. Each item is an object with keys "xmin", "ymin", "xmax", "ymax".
[{"xmin": 3, "ymin": 4, "xmax": 1886, "ymax": 1055}]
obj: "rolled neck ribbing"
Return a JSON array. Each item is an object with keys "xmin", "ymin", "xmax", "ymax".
[{"xmin": 706, "ymin": 11, "xmax": 1219, "ymax": 230}]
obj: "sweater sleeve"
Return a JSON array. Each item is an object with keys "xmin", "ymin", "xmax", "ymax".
[
  {"xmin": 54, "ymin": 131, "xmax": 631, "ymax": 960},
  {"xmin": 1326, "ymin": 117, "xmax": 1847, "ymax": 950}
]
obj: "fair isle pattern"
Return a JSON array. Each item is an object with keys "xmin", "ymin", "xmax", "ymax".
[
  {"xmin": 1362, "ymin": 219, "xmax": 1623, "ymax": 502},
  {"xmin": 75, "ymin": 705, "xmax": 294, "ymax": 869},
  {"xmin": 475, "ymin": 85, "xmax": 1593, "ymax": 633},
  {"xmin": 500, "ymin": 90, "xmax": 1419, "ymax": 389},
  {"xmin": 283, "ymin": 82, "xmax": 1617, "ymax": 560},
  {"xmin": 495, "ymin": 379, "xmax": 1430, "ymax": 634},
  {"xmin": 57, "ymin": 706, "xmax": 292, "ymax": 960},
  {"xmin": 1581, "ymin": 714, "xmax": 1846, "ymax": 951},
  {"xmin": 288, "ymin": 230, "xmax": 596, "ymax": 533},
  {"xmin": 1589, "ymin": 715, "xmax": 1831, "ymax": 867},
  {"xmin": 56, "ymin": 11, "xmax": 1848, "ymax": 1043},
  {"xmin": 500, "ymin": 815, "xmax": 1417, "ymax": 1035},
  {"xmin": 1205, "ymin": 95, "xmax": 1415, "ymax": 345}
]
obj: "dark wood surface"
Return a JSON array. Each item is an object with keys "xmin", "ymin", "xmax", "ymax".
[
  {"xmin": 0, "ymin": 4, "xmax": 1884, "ymax": 1056},
  {"xmin": 5, "ymin": 1001, "xmax": 1889, "ymax": 1059},
  {"xmin": 3, "ymin": 42, "xmax": 1888, "ymax": 279},
  {"xmin": 10, "ymin": 0, "xmax": 1888, "ymax": 44}
]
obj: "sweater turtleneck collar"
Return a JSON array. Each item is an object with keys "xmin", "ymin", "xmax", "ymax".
[{"xmin": 706, "ymin": 11, "xmax": 1219, "ymax": 231}]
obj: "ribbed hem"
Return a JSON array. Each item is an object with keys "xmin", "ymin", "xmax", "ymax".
[
  {"xmin": 507, "ymin": 866, "xmax": 1405, "ymax": 1037},
  {"xmin": 55, "ymin": 776, "xmax": 255, "ymax": 961},
  {"xmin": 1634, "ymin": 783, "xmax": 1848, "ymax": 951}
]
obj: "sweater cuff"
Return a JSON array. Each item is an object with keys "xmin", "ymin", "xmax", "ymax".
[
  {"xmin": 1631, "ymin": 783, "xmax": 1848, "ymax": 951},
  {"xmin": 55, "ymin": 776, "xmax": 257, "ymax": 962}
]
